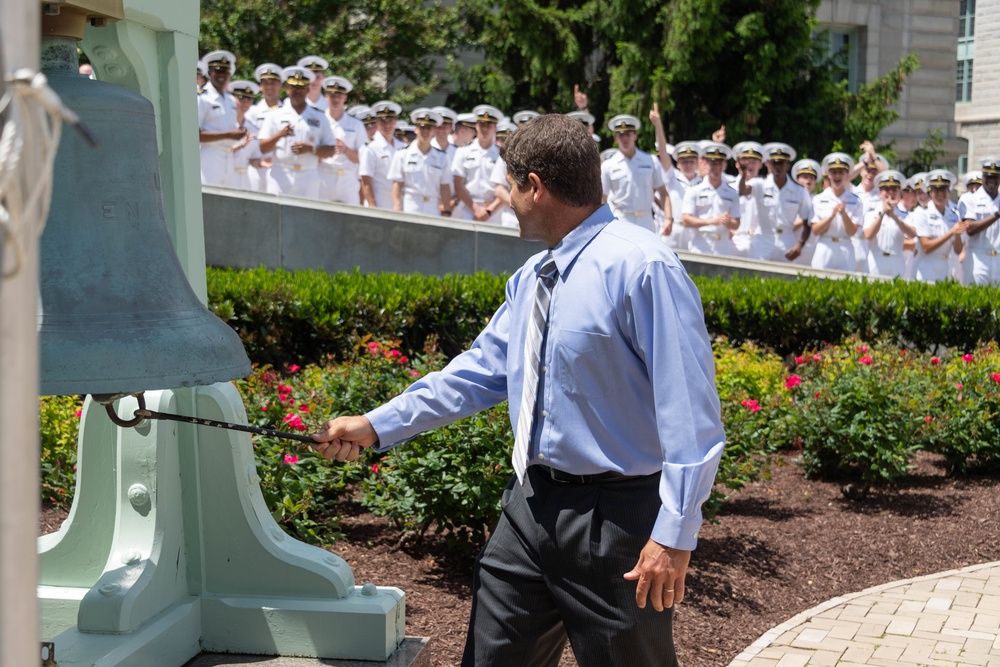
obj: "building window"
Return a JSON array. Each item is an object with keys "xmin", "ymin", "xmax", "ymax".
[
  {"xmin": 816, "ymin": 26, "xmax": 861, "ymax": 93},
  {"xmin": 957, "ymin": 0, "xmax": 975, "ymax": 102}
]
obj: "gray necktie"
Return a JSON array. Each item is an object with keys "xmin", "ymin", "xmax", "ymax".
[{"xmin": 512, "ymin": 251, "xmax": 558, "ymax": 483}]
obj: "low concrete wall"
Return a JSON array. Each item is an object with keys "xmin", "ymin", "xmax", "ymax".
[{"xmin": 202, "ymin": 187, "xmax": 860, "ymax": 281}]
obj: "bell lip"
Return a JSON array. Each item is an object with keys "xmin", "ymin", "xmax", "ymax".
[{"xmin": 38, "ymin": 360, "xmax": 251, "ymax": 397}]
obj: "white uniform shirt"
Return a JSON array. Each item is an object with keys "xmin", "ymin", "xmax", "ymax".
[
  {"xmin": 748, "ymin": 175, "xmax": 812, "ymax": 235},
  {"xmin": 808, "ymin": 188, "xmax": 863, "ymax": 271},
  {"xmin": 432, "ymin": 136, "xmax": 457, "ymax": 177},
  {"xmin": 258, "ymin": 99, "xmax": 334, "ymax": 171},
  {"xmin": 913, "ymin": 203, "xmax": 960, "ymax": 261},
  {"xmin": 959, "ymin": 188, "xmax": 1000, "ymax": 251},
  {"xmin": 810, "ymin": 188, "xmax": 863, "ymax": 242},
  {"xmin": 246, "ymin": 101, "xmax": 281, "ymax": 137},
  {"xmin": 360, "ymin": 132, "xmax": 407, "ymax": 208},
  {"xmin": 387, "ymin": 143, "xmax": 451, "ymax": 202},
  {"xmin": 683, "ymin": 179, "xmax": 740, "ymax": 225},
  {"xmin": 308, "ymin": 95, "xmax": 328, "ymax": 112},
  {"xmin": 741, "ymin": 174, "xmax": 811, "ymax": 261},
  {"xmin": 232, "ymin": 117, "xmax": 262, "ymax": 173},
  {"xmin": 662, "ymin": 169, "xmax": 700, "ymax": 250},
  {"xmin": 865, "ymin": 207, "xmax": 910, "ymax": 256},
  {"xmin": 320, "ymin": 111, "xmax": 366, "ymax": 177},
  {"xmin": 452, "ymin": 140, "xmax": 501, "ymax": 204},
  {"xmin": 665, "ymin": 170, "xmax": 701, "ymax": 221},
  {"xmin": 601, "ymin": 149, "xmax": 664, "ymax": 230},
  {"xmin": 489, "ymin": 156, "xmax": 519, "ymax": 229},
  {"xmin": 853, "ymin": 184, "xmax": 882, "ymax": 215},
  {"xmin": 682, "ymin": 178, "xmax": 741, "ymax": 251},
  {"xmin": 197, "ymin": 86, "xmax": 239, "ymax": 149}
]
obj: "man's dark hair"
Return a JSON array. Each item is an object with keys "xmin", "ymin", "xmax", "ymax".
[{"xmin": 500, "ymin": 114, "xmax": 602, "ymax": 208}]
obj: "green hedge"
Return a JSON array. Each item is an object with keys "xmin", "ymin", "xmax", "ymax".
[
  {"xmin": 207, "ymin": 268, "xmax": 1000, "ymax": 365},
  {"xmin": 208, "ymin": 267, "xmax": 506, "ymax": 367}
]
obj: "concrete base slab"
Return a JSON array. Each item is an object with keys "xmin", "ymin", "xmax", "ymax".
[{"xmin": 183, "ymin": 637, "xmax": 431, "ymax": 667}]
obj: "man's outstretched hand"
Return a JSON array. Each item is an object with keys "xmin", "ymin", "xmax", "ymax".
[{"xmin": 311, "ymin": 416, "xmax": 379, "ymax": 462}]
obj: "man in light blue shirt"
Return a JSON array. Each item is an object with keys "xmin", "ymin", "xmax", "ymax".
[{"xmin": 312, "ymin": 114, "xmax": 725, "ymax": 666}]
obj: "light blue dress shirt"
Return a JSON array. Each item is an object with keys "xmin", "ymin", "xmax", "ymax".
[{"xmin": 366, "ymin": 204, "xmax": 725, "ymax": 551}]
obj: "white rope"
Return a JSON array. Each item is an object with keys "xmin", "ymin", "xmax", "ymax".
[{"xmin": 0, "ymin": 69, "xmax": 68, "ymax": 279}]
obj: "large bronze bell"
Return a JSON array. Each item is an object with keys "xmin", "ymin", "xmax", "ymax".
[{"xmin": 38, "ymin": 45, "xmax": 250, "ymax": 396}]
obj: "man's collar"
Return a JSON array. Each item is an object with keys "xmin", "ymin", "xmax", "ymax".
[{"xmin": 548, "ymin": 204, "xmax": 614, "ymax": 277}]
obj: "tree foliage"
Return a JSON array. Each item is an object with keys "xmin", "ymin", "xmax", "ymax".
[
  {"xmin": 450, "ymin": 0, "xmax": 920, "ymax": 159},
  {"xmin": 199, "ymin": 0, "xmax": 459, "ymax": 104}
]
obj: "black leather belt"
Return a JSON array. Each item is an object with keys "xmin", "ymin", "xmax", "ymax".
[{"xmin": 536, "ymin": 465, "xmax": 635, "ymax": 484}]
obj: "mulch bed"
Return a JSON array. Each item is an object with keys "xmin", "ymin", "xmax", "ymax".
[{"xmin": 40, "ymin": 451, "xmax": 1000, "ymax": 666}]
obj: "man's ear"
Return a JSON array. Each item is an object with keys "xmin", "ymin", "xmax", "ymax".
[{"xmin": 527, "ymin": 172, "xmax": 546, "ymax": 202}]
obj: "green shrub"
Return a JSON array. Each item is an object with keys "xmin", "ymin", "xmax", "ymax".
[
  {"xmin": 360, "ymin": 406, "xmax": 513, "ymax": 555},
  {"xmin": 39, "ymin": 395, "xmax": 83, "ymax": 509},
  {"xmin": 776, "ymin": 341, "xmax": 928, "ymax": 485},
  {"xmin": 920, "ymin": 344, "xmax": 1000, "ymax": 474},
  {"xmin": 234, "ymin": 339, "xmax": 431, "ymax": 544},
  {"xmin": 208, "ymin": 267, "xmax": 506, "ymax": 367},
  {"xmin": 708, "ymin": 340, "xmax": 786, "ymax": 517},
  {"xmin": 208, "ymin": 268, "xmax": 1000, "ymax": 368},
  {"xmin": 697, "ymin": 275, "xmax": 1000, "ymax": 356},
  {"xmin": 41, "ymin": 330, "xmax": 1000, "ymax": 554}
]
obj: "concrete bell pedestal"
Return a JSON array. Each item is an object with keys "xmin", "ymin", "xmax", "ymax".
[{"xmin": 39, "ymin": 383, "xmax": 406, "ymax": 666}]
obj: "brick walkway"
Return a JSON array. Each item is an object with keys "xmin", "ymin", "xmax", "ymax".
[{"xmin": 728, "ymin": 562, "xmax": 1000, "ymax": 666}]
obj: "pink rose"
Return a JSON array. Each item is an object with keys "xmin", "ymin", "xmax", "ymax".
[
  {"xmin": 857, "ymin": 345, "xmax": 869, "ymax": 353},
  {"xmin": 278, "ymin": 383, "xmax": 293, "ymax": 395},
  {"xmin": 299, "ymin": 404, "xmax": 310, "ymax": 412},
  {"xmin": 858, "ymin": 355, "xmax": 873, "ymax": 366},
  {"xmin": 283, "ymin": 414, "xmax": 306, "ymax": 431},
  {"xmin": 794, "ymin": 356, "xmax": 805, "ymax": 365},
  {"xmin": 409, "ymin": 370, "xmax": 421, "ymax": 377},
  {"xmin": 992, "ymin": 373, "xmax": 1000, "ymax": 383},
  {"xmin": 812, "ymin": 354, "xmax": 822, "ymax": 362},
  {"xmin": 956, "ymin": 382, "xmax": 963, "ymax": 390},
  {"xmin": 287, "ymin": 364, "xmax": 301, "ymax": 373},
  {"xmin": 963, "ymin": 353, "xmax": 974, "ymax": 363},
  {"xmin": 261, "ymin": 402, "xmax": 269, "ymax": 411},
  {"xmin": 371, "ymin": 464, "xmax": 380, "ymax": 474},
  {"xmin": 924, "ymin": 415, "xmax": 934, "ymax": 423},
  {"xmin": 283, "ymin": 454, "xmax": 299, "ymax": 465},
  {"xmin": 74, "ymin": 409, "xmax": 82, "ymax": 418},
  {"xmin": 740, "ymin": 399, "xmax": 761, "ymax": 412},
  {"xmin": 367, "ymin": 341, "xmax": 380, "ymax": 353},
  {"xmin": 814, "ymin": 392, "xmax": 821, "ymax": 399},
  {"xmin": 931, "ymin": 357, "xmax": 940, "ymax": 366},
  {"xmin": 387, "ymin": 349, "xmax": 401, "ymax": 359},
  {"xmin": 398, "ymin": 355, "xmax": 409, "ymax": 364},
  {"xmin": 785, "ymin": 375, "xmax": 802, "ymax": 389}
]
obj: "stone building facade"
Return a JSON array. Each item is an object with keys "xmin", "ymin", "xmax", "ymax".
[
  {"xmin": 955, "ymin": 0, "xmax": 999, "ymax": 170},
  {"xmin": 816, "ymin": 0, "xmax": 968, "ymax": 169}
]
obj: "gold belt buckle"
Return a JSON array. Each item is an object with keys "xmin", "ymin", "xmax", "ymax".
[
  {"xmin": 292, "ymin": 164, "xmax": 302, "ymax": 172},
  {"xmin": 336, "ymin": 169, "xmax": 344, "ymax": 176},
  {"xmin": 991, "ymin": 250, "xmax": 999, "ymax": 256},
  {"xmin": 713, "ymin": 234, "xmax": 721, "ymax": 241},
  {"xmin": 635, "ymin": 211, "xmax": 644, "ymax": 217},
  {"xmin": 831, "ymin": 236, "xmax": 840, "ymax": 242}
]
